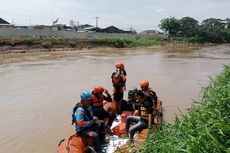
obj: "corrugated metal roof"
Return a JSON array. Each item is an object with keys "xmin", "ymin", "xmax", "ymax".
[{"xmin": 0, "ymin": 18, "xmax": 10, "ymax": 24}]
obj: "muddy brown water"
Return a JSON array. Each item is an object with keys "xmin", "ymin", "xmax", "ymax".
[{"xmin": 0, "ymin": 45, "xmax": 229, "ymax": 153}]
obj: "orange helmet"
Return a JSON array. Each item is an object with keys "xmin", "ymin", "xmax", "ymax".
[
  {"xmin": 115, "ymin": 61, "xmax": 124, "ymax": 69},
  {"xmin": 93, "ymin": 86, "xmax": 104, "ymax": 93},
  {"xmin": 140, "ymin": 80, "xmax": 149, "ymax": 88}
]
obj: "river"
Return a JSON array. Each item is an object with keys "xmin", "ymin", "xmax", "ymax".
[{"xmin": 0, "ymin": 44, "xmax": 229, "ymax": 153}]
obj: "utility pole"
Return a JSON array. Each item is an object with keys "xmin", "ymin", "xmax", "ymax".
[
  {"xmin": 95, "ymin": 17, "xmax": 99, "ymax": 27},
  {"xmin": 51, "ymin": 13, "xmax": 53, "ymax": 24},
  {"xmin": 12, "ymin": 19, "xmax": 14, "ymax": 25},
  {"xmin": 130, "ymin": 26, "xmax": 133, "ymax": 31},
  {"xmin": 29, "ymin": 16, "xmax": 31, "ymax": 25}
]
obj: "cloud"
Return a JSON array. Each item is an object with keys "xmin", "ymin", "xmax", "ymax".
[
  {"xmin": 0, "ymin": 0, "xmax": 229, "ymax": 31},
  {"xmin": 155, "ymin": 8, "xmax": 165, "ymax": 13}
]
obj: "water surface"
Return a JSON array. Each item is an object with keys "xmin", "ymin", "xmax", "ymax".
[{"xmin": 0, "ymin": 45, "xmax": 229, "ymax": 153}]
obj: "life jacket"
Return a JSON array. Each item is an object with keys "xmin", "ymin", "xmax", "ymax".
[
  {"xmin": 140, "ymin": 99, "xmax": 154, "ymax": 121},
  {"xmin": 92, "ymin": 94, "xmax": 104, "ymax": 107},
  {"xmin": 112, "ymin": 73, "xmax": 126, "ymax": 86},
  {"xmin": 140, "ymin": 104, "xmax": 149, "ymax": 120},
  {"xmin": 140, "ymin": 99, "xmax": 162, "ymax": 125}
]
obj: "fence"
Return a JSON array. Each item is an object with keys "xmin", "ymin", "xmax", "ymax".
[{"xmin": 0, "ymin": 28, "xmax": 138, "ymax": 39}]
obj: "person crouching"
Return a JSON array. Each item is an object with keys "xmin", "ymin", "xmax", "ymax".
[
  {"xmin": 72, "ymin": 91, "xmax": 106, "ymax": 153},
  {"xmin": 91, "ymin": 86, "xmax": 114, "ymax": 136}
]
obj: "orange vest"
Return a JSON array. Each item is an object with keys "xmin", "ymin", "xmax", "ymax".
[
  {"xmin": 92, "ymin": 94, "xmax": 104, "ymax": 107},
  {"xmin": 112, "ymin": 74, "xmax": 126, "ymax": 85}
]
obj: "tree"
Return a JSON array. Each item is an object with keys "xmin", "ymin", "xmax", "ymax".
[
  {"xmin": 201, "ymin": 18, "xmax": 225, "ymax": 32},
  {"xmin": 180, "ymin": 17, "xmax": 199, "ymax": 37},
  {"xmin": 159, "ymin": 17, "xmax": 181, "ymax": 37},
  {"xmin": 225, "ymin": 18, "xmax": 230, "ymax": 29},
  {"xmin": 222, "ymin": 18, "xmax": 230, "ymax": 42},
  {"xmin": 200, "ymin": 18, "xmax": 226, "ymax": 43},
  {"xmin": 159, "ymin": 16, "xmax": 230, "ymax": 43}
]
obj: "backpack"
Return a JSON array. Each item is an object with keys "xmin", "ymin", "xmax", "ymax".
[
  {"xmin": 128, "ymin": 88, "xmax": 138, "ymax": 102},
  {"xmin": 71, "ymin": 103, "xmax": 82, "ymax": 125},
  {"xmin": 71, "ymin": 103, "xmax": 93, "ymax": 125}
]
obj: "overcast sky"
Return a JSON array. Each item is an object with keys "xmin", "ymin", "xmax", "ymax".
[{"xmin": 1, "ymin": 0, "xmax": 229, "ymax": 31}]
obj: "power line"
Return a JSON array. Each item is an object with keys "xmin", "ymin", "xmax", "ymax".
[
  {"xmin": 0, "ymin": 10, "xmax": 95, "ymax": 22},
  {"xmin": 0, "ymin": 10, "xmax": 148, "ymax": 31}
]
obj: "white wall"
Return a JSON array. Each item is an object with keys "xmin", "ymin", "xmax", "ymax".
[{"xmin": 0, "ymin": 28, "xmax": 136, "ymax": 39}]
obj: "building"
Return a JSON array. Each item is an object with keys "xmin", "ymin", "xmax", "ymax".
[
  {"xmin": 139, "ymin": 30, "xmax": 158, "ymax": 35},
  {"xmin": 0, "ymin": 18, "xmax": 13, "ymax": 28},
  {"xmin": 101, "ymin": 26, "xmax": 125, "ymax": 33},
  {"xmin": 139, "ymin": 30, "xmax": 168, "ymax": 39},
  {"xmin": 83, "ymin": 26, "xmax": 102, "ymax": 33},
  {"xmin": 28, "ymin": 25, "xmax": 59, "ymax": 31},
  {"xmin": 75, "ymin": 24, "xmax": 94, "ymax": 32}
]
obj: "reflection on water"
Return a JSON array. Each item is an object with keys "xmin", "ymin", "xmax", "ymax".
[{"xmin": 0, "ymin": 44, "xmax": 229, "ymax": 153}]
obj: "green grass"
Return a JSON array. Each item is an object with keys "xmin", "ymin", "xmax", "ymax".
[
  {"xmin": 138, "ymin": 65, "xmax": 230, "ymax": 153},
  {"xmin": 90, "ymin": 37, "xmax": 163, "ymax": 48},
  {"xmin": 17, "ymin": 36, "xmax": 163, "ymax": 49},
  {"xmin": 22, "ymin": 37, "xmax": 37, "ymax": 46},
  {"xmin": 41, "ymin": 41, "xmax": 52, "ymax": 49}
]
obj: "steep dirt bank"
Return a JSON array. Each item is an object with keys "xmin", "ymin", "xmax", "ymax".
[
  {"xmin": 0, "ymin": 36, "xmax": 211, "ymax": 54},
  {"xmin": 0, "ymin": 37, "xmax": 111, "ymax": 53}
]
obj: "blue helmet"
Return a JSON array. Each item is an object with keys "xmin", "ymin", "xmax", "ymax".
[{"xmin": 80, "ymin": 91, "xmax": 92, "ymax": 100}]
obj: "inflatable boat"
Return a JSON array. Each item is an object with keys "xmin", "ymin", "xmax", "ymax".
[{"xmin": 57, "ymin": 100, "xmax": 163, "ymax": 153}]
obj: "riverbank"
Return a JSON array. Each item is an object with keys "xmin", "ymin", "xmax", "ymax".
[
  {"xmin": 136, "ymin": 65, "xmax": 230, "ymax": 153},
  {"xmin": 0, "ymin": 36, "xmax": 166, "ymax": 54},
  {"xmin": 0, "ymin": 36, "xmax": 215, "ymax": 54}
]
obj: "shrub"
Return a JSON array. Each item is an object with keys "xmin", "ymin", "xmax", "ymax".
[
  {"xmin": 42, "ymin": 41, "xmax": 52, "ymax": 49},
  {"xmin": 69, "ymin": 41, "xmax": 76, "ymax": 48},
  {"xmin": 112, "ymin": 38, "xmax": 126, "ymax": 48},
  {"xmin": 138, "ymin": 65, "xmax": 230, "ymax": 153},
  {"xmin": 22, "ymin": 37, "xmax": 36, "ymax": 46}
]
